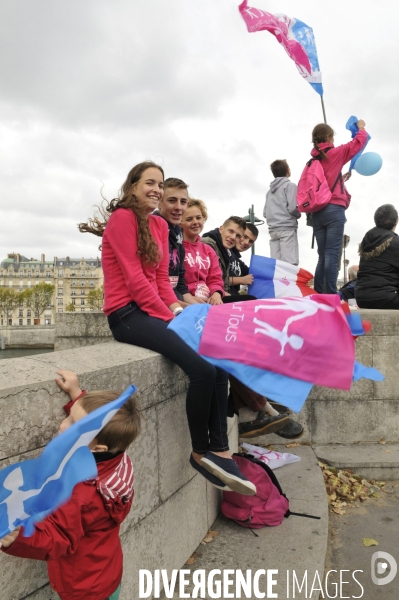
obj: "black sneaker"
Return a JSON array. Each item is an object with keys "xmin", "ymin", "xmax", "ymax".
[
  {"xmin": 275, "ymin": 419, "xmax": 304, "ymax": 439},
  {"xmin": 238, "ymin": 412, "xmax": 290, "ymax": 438},
  {"xmin": 200, "ymin": 452, "xmax": 257, "ymax": 496},
  {"xmin": 189, "ymin": 455, "xmax": 232, "ymax": 491}
]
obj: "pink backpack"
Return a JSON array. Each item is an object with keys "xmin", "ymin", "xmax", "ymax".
[
  {"xmin": 221, "ymin": 454, "xmax": 290, "ymax": 528},
  {"xmin": 297, "ymin": 149, "xmax": 344, "ymax": 214},
  {"xmin": 221, "ymin": 454, "xmax": 320, "ymax": 530}
]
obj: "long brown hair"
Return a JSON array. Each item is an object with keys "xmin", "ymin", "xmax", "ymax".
[
  {"xmin": 79, "ymin": 161, "xmax": 164, "ymax": 265},
  {"xmin": 312, "ymin": 123, "xmax": 334, "ymax": 158}
]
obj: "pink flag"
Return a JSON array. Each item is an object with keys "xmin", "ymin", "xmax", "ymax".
[
  {"xmin": 238, "ymin": 0, "xmax": 323, "ymax": 96},
  {"xmin": 198, "ymin": 295, "xmax": 354, "ymax": 389}
]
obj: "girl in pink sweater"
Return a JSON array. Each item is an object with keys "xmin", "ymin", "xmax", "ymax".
[
  {"xmin": 79, "ymin": 162, "xmax": 255, "ymax": 496},
  {"xmin": 181, "ymin": 199, "xmax": 225, "ymax": 305},
  {"xmin": 310, "ymin": 120, "xmax": 368, "ymax": 294}
]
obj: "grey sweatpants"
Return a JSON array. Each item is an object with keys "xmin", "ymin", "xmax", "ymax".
[{"xmin": 269, "ymin": 229, "xmax": 299, "ymax": 265}]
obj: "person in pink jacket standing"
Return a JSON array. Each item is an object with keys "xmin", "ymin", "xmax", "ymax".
[
  {"xmin": 180, "ymin": 199, "xmax": 225, "ymax": 305},
  {"xmin": 311, "ymin": 120, "xmax": 368, "ymax": 293}
]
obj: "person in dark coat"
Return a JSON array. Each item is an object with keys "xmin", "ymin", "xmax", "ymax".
[{"xmin": 355, "ymin": 204, "xmax": 399, "ymax": 309}]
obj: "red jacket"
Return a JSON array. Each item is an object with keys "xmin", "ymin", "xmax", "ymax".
[
  {"xmin": 102, "ymin": 209, "xmax": 177, "ymax": 320},
  {"xmin": 310, "ymin": 129, "xmax": 368, "ymax": 209},
  {"xmin": 182, "ymin": 237, "xmax": 225, "ymax": 297},
  {"xmin": 3, "ymin": 451, "xmax": 134, "ymax": 600}
]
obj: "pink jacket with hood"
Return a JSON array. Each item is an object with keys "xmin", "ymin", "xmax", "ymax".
[
  {"xmin": 182, "ymin": 237, "xmax": 225, "ymax": 297},
  {"xmin": 310, "ymin": 129, "xmax": 368, "ymax": 209}
]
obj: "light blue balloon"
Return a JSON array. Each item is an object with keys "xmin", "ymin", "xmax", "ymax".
[{"xmin": 354, "ymin": 152, "xmax": 383, "ymax": 176}]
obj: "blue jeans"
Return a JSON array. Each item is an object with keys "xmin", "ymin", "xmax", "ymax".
[{"xmin": 312, "ymin": 204, "xmax": 346, "ymax": 294}]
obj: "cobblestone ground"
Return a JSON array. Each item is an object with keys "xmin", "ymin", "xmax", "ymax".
[{"xmin": 325, "ymin": 481, "xmax": 399, "ymax": 599}]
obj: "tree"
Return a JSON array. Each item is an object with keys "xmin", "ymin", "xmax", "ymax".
[
  {"xmin": 65, "ymin": 302, "xmax": 76, "ymax": 312},
  {"xmin": 87, "ymin": 286, "xmax": 104, "ymax": 311},
  {"xmin": 0, "ymin": 287, "xmax": 25, "ymax": 326},
  {"xmin": 24, "ymin": 283, "xmax": 55, "ymax": 324}
]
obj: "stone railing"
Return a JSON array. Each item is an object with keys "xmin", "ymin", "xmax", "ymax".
[
  {"xmin": 55, "ymin": 309, "xmax": 399, "ymax": 446},
  {"xmin": 1, "ymin": 325, "xmax": 55, "ymax": 348},
  {"xmin": 0, "ymin": 337, "xmax": 237, "ymax": 599}
]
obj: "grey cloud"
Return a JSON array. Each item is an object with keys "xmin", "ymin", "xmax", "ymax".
[{"xmin": 0, "ymin": 0, "xmax": 236, "ymax": 128}]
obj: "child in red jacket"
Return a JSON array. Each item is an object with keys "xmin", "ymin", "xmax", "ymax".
[{"xmin": 0, "ymin": 370, "xmax": 141, "ymax": 600}]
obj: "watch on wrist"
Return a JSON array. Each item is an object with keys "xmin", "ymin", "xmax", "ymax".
[{"xmin": 173, "ymin": 307, "xmax": 183, "ymax": 316}]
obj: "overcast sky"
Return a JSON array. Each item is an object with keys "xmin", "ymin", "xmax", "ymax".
[{"xmin": 1, "ymin": 0, "xmax": 396, "ymax": 274}]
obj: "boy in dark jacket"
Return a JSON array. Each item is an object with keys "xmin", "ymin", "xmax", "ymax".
[
  {"xmin": 356, "ymin": 204, "xmax": 399, "ymax": 309},
  {"xmin": 153, "ymin": 177, "xmax": 199, "ymax": 305},
  {"xmin": 229, "ymin": 223, "xmax": 258, "ymax": 294},
  {"xmin": 0, "ymin": 370, "xmax": 141, "ymax": 600},
  {"xmin": 202, "ymin": 216, "xmax": 247, "ymax": 294}
]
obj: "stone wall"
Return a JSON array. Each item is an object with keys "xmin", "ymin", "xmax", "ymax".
[
  {"xmin": 54, "ymin": 312, "xmax": 111, "ymax": 351},
  {"xmin": 0, "ymin": 341, "xmax": 238, "ymax": 600},
  {"xmin": 1, "ymin": 325, "xmax": 55, "ymax": 348},
  {"xmin": 56, "ymin": 309, "xmax": 399, "ymax": 446}
]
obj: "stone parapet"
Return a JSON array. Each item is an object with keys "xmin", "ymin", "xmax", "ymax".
[
  {"xmin": 54, "ymin": 312, "xmax": 112, "ymax": 351},
  {"xmin": 0, "ymin": 325, "xmax": 55, "ymax": 348}
]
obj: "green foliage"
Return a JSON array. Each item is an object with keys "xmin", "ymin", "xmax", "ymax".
[
  {"xmin": 24, "ymin": 283, "xmax": 55, "ymax": 321},
  {"xmin": 0, "ymin": 287, "xmax": 25, "ymax": 322},
  {"xmin": 65, "ymin": 302, "xmax": 76, "ymax": 312},
  {"xmin": 87, "ymin": 286, "xmax": 104, "ymax": 311}
]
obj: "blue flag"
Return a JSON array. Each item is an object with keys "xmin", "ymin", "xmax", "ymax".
[
  {"xmin": 346, "ymin": 115, "xmax": 371, "ymax": 172},
  {"xmin": 0, "ymin": 385, "xmax": 136, "ymax": 538}
]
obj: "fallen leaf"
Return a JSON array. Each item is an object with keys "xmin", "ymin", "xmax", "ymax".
[
  {"xmin": 286, "ymin": 442, "xmax": 301, "ymax": 448},
  {"xmin": 202, "ymin": 530, "xmax": 219, "ymax": 543},
  {"xmin": 332, "ymin": 508, "xmax": 346, "ymax": 515},
  {"xmin": 378, "ymin": 438, "xmax": 387, "ymax": 445},
  {"xmin": 385, "ymin": 450, "xmax": 391, "ymax": 453},
  {"xmin": 363, "ymin": 538, "xmax": 379, "ymax": 547},
  {"xmin": 186, "ymin": 553, "xmax": 196, "ymax": 565}
]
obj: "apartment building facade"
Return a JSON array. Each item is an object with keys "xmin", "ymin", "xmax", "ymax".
[{"xmin": 0, "ymin": 253, "xmax": 103, "ymax": 325}]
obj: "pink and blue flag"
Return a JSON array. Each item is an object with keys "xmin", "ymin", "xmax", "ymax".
[
  {"xmin": 249, "ymin": 255, "xmax": 315, "ymax": 299},
  {"xmin": 238, "ymin": 1, "xmax": 323, "ymax": 96},
  {"xmin": 168, "ymin": 299, "xmax": 383, "ymax": 413}
]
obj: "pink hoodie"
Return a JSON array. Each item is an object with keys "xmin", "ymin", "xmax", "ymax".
[
  {"xmin": 182, "ymin": 237, "xmax": 225, "ymax": 297},
  {"xmin": 310, "ymin": 129, "xmax": 368, "ymax": 209}
]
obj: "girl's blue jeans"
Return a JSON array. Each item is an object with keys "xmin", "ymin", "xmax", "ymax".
[{"xmin": 312, "ymin": 204, "xmax": 346, "ymax": 294}]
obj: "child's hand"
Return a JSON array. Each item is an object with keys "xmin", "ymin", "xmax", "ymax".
[
  {"xmin": 0, "ymin": 527, "xmax": 21, "ymax": 548},
  {"xmin": 56, "ymin": 370, "xmax": 82, "ymax": 401},
  {"xmin": 356, "ymin": 119, "xmax": 366, "ymax": 129},
  {"xmin": 208, "ymin": 292, "xmax": 223, "ymax": 305}
]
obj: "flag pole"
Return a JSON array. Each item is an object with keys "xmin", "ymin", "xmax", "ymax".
[
  {"xmin": 311, "ymin": 94, "xmax": 327, "ymax": 249},
  {"xmin": 321, "ymin": 96, "xmax": 327, "ymax": 124}
]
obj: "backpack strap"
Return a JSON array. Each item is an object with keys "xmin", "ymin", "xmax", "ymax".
[
  {"xmin": 237, "ymin": 454, "xmax": 321, "ymax": 521},
  {"xmin": 308, "ymin": 147, "xmax": 344, "ymax": 195},
  {"xmin": 287, "ymin": 510, "xmax": 321, "ymax": 520},
  {"xmin": 235, "ymin": 453, "xmax": 285, "ymax": 496}
]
